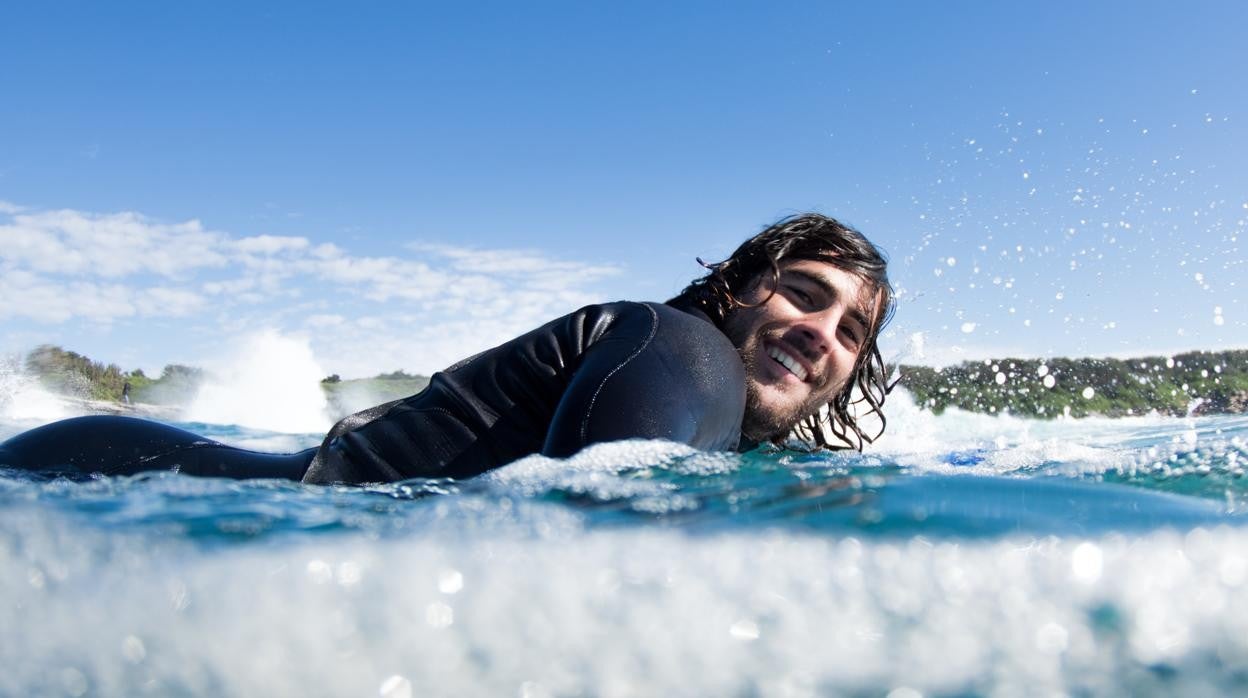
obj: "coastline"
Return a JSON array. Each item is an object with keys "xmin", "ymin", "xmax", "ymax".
[{"xmin": 49, "ymin": 395, "xmax": 183, "ymax": 422}]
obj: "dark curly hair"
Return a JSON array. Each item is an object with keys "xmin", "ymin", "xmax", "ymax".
[{"xmin": 667, "ymin": 213, "xmax": 895, "ymax": 450}]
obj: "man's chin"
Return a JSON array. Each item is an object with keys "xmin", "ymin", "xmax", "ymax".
[{"xmin": 741, "ymin": 395, "xmax": 807, "ymax": 442}]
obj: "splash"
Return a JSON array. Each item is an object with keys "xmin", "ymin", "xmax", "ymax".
[
  {"xmin": 0, "ymin": 355, "xmax": 69, "ymax": 425},
  {"xmin": 183, "ymin": 330, "xmax": 331, "ymax": 434}
]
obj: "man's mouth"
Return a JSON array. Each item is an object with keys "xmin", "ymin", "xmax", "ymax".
[{"xmin": 765, "ymin": 344, "xmax": 809, "ymax": 381}]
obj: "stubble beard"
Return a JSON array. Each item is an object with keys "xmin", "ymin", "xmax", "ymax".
[
  {"xmin": 724, "ymin": 315, "xmax": 833, "ymax": 443},
  {"xmin": 738, "ymin": 343, "xmax": 830, "ymax": 442}
]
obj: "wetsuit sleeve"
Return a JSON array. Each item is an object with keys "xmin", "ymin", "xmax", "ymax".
[
  {"xmin": 541, "ymin": 303, "xmax": 746, "ymax": 457},
  {"xmin": 0, "ymin": 415, "xmax": 314, "ymax": 480}
]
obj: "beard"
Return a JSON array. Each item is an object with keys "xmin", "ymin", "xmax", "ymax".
[
  {"xmin": 723, "ymin": 313, "xmax": 836, "ymax": 443},
  {"xmin": 737, "ymin": 343, "xmax": 827, "ymax": 442}
]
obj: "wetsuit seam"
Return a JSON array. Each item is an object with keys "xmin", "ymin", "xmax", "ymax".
[{"xmin": 578, "ymin": 303, "xmax": 659, "ymax": 446}]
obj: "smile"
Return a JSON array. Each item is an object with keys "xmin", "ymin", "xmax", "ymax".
[{"xmin": 766, "ymin": 345, "xmax": 808, "ymax": 381}]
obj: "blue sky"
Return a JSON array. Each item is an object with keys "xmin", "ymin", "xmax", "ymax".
[{"xmin": 2, "ymin": 1, "xmax": 1244, "ymax": 377}]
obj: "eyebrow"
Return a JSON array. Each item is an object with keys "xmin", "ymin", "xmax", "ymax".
[{"xmin": 784, "ymin": 268, "xmax": 873, "ymax": 331}]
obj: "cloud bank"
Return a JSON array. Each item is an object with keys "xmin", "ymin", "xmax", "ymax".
[{"xmin": 0, "ymin": 204, "xmax": 621, "ymax": 376}]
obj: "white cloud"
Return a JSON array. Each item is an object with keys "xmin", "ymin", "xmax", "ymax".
[
  {"xmin": 310, "ymin": 255, "xmax": 450, "ymax": 301},
  {"xmin": 231, "ymin": 234, "xmax": 310, "ymax": 255},
  {"xmin": 304, "ymin": 314, "xmax": 345, "ymax": 328},
  {"xmin": 135, "ymin": 287, "xmax": 207, "ymax": 317},
  {"xmin": 203, "ymin": 277, "xmax": 259, "ymax": 296},
  {"xmin": 0, "ymin": 209, "xmax": 228, "ymax": 278},
  {"xmin": 2, "ymin": 202, "xmax": 624, "ymax": 376},
  {"xmin": 0, "ymin": 270, "xmax": 130, "ymax": 323}
]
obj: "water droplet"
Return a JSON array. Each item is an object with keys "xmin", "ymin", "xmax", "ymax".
[
  {"xmin": 520, "ymin": 682, "xmax": 551, "ymax": 698},
  {"xmin": 337, "ymin": 561, "xmax": 362, "ymax": 587},
  {"xmin": 306, "ymin": 559, "xmax": 333, "ymax": 584},
  {"xmin": 1082, "ymin": 387, "xmax": 1095, "ymax": 399},
  {"xmin": 1220, "ymin": 555, "xmax": 1247, "ymax": 586},
  {"xmin": 1071, "ymin": 542, "xmax": 1103, "ymax": 583},
  {"xmin": 426, "ymin": 602, "xmax": 454, "ymax": 629},
  {"xmin": 729, "ymin": 619, "xmax": 760, "ymax": 641},
  {"xmin": 380, "ymin": 675, "xmax": 413, "ymax": 698},
  {"xmin": 122, "ymin": 635, "xmax": 146, "ymax": 663},
  {"xmin": 1035, "ymin": 622, "xmax": 1069, "ymax": 654},
  {"xmin": 438, "ymin": 569, "xmax": 464, "ymax": 594}
]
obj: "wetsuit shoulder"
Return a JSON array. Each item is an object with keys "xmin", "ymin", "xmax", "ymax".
[{"xmin": 542, "ymin": 301, "xmax": 746, "ymax": 457}]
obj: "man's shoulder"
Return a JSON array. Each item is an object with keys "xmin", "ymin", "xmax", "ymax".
[
  {"xmin": 554, "ymin": 300, "xmax": 745, "ymax": 453},
  {"xmin": 577, "ymin": 301, "xmax": 738, "ymax": 361}
]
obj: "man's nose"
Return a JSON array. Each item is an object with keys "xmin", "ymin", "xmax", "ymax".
[{"xmin": 796, "ymin": 306, "xmax": 842, "ymax": 356}]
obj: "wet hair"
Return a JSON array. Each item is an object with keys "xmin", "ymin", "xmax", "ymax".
[{"xmin": 667, "ymin": 213, "xmax": 896, "ymax": 450}]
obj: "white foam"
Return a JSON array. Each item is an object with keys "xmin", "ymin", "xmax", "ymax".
[
  {"xmin": 0, "ymin": 357, "xmax": 69, "ymax": 424},
  {"xmin": 869, "ymin": 389, "xmax": 1229, "ymax": 476},
  {"xmin": 481, "ymin": 439, "xmax": 703, "ymax": 500},
  {"xmin": 4, "ymin": 510, "xmax": 1248, "ymax": 696},
  {"xmin": 184, "ymin": 330, "xmax": 331, "ymax": 434}
]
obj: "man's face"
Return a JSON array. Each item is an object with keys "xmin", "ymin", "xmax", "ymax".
[{"xmin": 722, "ymin": 258, "xmax": 873, "ymax": 442}]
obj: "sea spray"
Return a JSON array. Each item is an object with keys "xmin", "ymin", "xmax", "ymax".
[
  {"xmin": 184, "ymin": 330, "xmax": 331, "ymax": 434},
  {"xmin": 0, "ymin": 355, "xmax": 69, "ymax": 427}
]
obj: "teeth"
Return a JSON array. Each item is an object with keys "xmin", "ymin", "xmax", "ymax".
[{"xmin": 766, "ymin": 346, "xmax": 808, "ymax": 381}]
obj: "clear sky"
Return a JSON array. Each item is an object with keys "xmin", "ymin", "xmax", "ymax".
[{"xmin": 2, "ymin": 1, "xmax": 1245, "ymax": 378}]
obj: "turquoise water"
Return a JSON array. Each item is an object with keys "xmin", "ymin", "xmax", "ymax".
[{"xmin": 2, "ymin": 397, "xmax": 1247, "ymax": 696}]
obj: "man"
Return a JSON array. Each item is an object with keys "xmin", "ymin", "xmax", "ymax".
[{"xmin": 0, "ymin": 214, "xmax": 894, "ymax": 483}]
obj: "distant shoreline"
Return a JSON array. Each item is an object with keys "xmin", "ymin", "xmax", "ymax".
[
  {"xmin": 47, "ymin": 395, "xmax": 184, "ymax": 421},
  {"xmin": 898, "ymin": 348, "xmax": 1247, "ymax": 419},
  {"xmin": 14, "ymin": 344, "xmax": 1247, "ymax": 422}
]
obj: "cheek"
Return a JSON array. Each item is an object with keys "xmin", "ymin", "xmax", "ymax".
[{"xmin": 830, "ymin": 353, "xmax": 861, "ymax": 389}]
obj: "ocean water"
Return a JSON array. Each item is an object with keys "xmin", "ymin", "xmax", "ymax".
[{"xmin": 2, "ymin": 390, "xmax": 1247, "ymax": 697}]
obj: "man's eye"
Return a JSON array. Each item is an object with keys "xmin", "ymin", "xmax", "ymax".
[
  {"xmin": 840, "ymin": 325, "xmax": 862, "ymax": 348},
  {"xmin": 788, "ymin": 286, "xmax": 814, "ymax": 304}
]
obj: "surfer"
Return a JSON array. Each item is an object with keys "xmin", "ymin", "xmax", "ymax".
[{"xmin": 0, "ymin": 213, "xmax": 894, "ymax": 483}]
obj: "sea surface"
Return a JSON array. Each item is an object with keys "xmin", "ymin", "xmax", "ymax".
[{"xmin": 2, "ymin": 390, "xmax": 1247, "ymax": 697}]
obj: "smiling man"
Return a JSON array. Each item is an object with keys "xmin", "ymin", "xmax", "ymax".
[
  {"xmin": 0, "ymin": 214, "xmax": 895, "ymax": 483},
  {"xmin": 668, "ymin": 213, "xmax": 895, "ymax": 451}
]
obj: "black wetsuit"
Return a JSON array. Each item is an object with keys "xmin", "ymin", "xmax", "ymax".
[{"xmin": 0, "ymin": 301, "xmax": 746, "ymax": 484}]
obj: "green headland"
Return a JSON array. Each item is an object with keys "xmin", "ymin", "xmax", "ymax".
[{"xmin": 16, "ymin": 343, "xmax": 1247, "ymax": 419}]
